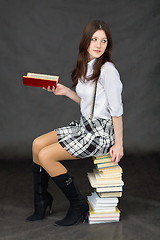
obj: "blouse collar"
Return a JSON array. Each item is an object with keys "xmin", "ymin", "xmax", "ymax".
[{"xmin": 87, "ymin": 58, "xmax": 96, "ymax": 69}]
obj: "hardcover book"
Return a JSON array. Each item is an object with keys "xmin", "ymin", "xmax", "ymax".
[
  {"xmin": 88, "ymin": 203, "xmax": 120, "ymax": 224},
  {"xmin": 98, "ymin": 192, "xmax": 122, "ymax": 198},
  {"xmin": 96, "ymin": 186, "xmax": 123, "ymax": 193},
  {"xmin": 99, "ymin": 166, "xmax": 123, "ymax": 175},
  {"xmin": 96, "ymin": 161, "xmax": 118, "ymax": 169},
  {"xmin": 87, "ymin": 172, "xmax": 124, "ymax": 187},
  {"xmin": 93, "ymin": 169, "xmax": 122, "ymax": 182},
  {"xmin": 93, "ymin": 158, "xmax": 112, "ymax": 164},
  {"xmin": 93, "ymin": 153, "xmax": 111, "ymax": 159},
  {"xmin": 88, "ymin": 192, "xmax": 119, "ymax": 204},
  {"xmin": 93, "ymin": 153, "xmax": 112, "ymax": 163},
  {"xmin": 93, "ymin": 169, "xmax": 122, "ymax": 179},
  {"xmin": 23, "ymin": 73, "xmax": 60, "ymax": 88},
  {"xmin": 89, "ymin": 203, "xmax": 120, "ymax": 217},
  {"xmin": 88, "ymin": 199, "xmax": 116, "ymax": 212}
]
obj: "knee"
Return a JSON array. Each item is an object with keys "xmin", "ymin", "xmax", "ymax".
[
  {"xmin": 37, "ymin": 148, "xmax": 48, "ymax": 166},
  {"xmin": 32, "ymin": 137, "xmax": 43, "ymax": 155}
]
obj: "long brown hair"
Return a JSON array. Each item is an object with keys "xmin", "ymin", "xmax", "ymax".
[{"xmin": 71, "ymin": 20, "xmax": 113, "ymax": 87}]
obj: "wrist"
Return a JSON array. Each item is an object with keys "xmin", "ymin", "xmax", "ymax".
[
  {"xmin": 65, "ymin": 87, "xmax": 70, "ymax": 97},
  {"xmin": 114, "ymin": 141, "xmax": 123, "ymax": 147}
]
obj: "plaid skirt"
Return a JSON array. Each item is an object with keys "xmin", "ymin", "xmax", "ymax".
[{"xmin": 55, "ymin": 115, "xmax": 114, "ymax": 158}]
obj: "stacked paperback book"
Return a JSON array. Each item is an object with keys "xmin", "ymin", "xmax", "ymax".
[{"xmin": 87, "ymin": 153, "xmax": 124, "ymax": 224}]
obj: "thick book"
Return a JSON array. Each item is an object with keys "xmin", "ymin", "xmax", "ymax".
[
  {"xmin": 88, "ymin": 201, "xmax": 116, "ymax": 213},
  {"xmin": 88, "ymin": 192, "xmax": 119, "ymax": 204},
  {"xmin": 23, "ymin": 72, "xmax": 60, "ymax": 88},
  {"xmin": 93, "ymin": 169, "xmax": 122, "ymax": 180},
  {"xmin": 99, "ymin": 166, "xmax": 123, "ymax": 175},
  {"xmin": 93, "ymin": 169, "xmax": 123, "ymax": 182},
  {"xmin": 88, "ymin": 197, "xmax": 118, "ymax": 212},
  {"xmin": 88, "ymin": 195, "xmax": 118, "ymax": 207},
  {"xmin": 89, "ymin": 203, "xmax": 120, "ymax": 217},
  {"xmin": 87, "ymin": 172, "xmax": 124, "ymax": 188}
]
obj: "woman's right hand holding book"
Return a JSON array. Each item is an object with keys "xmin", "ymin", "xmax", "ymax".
[{"xmin": 43, "ymin": 83, "xmax": 68, "ymax": 96}]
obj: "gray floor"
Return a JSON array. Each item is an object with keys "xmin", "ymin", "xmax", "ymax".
[{"xmin": 0, "ymin": 154, "xmax": 160, "ymax": 240}]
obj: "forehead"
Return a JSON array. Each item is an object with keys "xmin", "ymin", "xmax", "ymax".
[{"xmin": 92, "ymin": 30, "xmax": 107, "ymax": 39}]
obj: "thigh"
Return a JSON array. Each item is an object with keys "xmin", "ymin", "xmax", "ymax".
[
  {"xmin": 38, "ymin": 142, "xmax": 78, "ymax": 176},
  {"xmin": 35, "ymin": 130, "xmax": 58, "ymax": 149},
  {"xmin": 33, "ymin": 130, "xmax": 59, "ymax": 164},
  {"xmin": 39, "ymin": 142, "xmax": 78, "ymax": 164}
]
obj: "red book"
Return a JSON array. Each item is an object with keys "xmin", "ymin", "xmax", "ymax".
[{"xmin": 23, "ymin": 72, "xmax": 60, "ymax": 88}]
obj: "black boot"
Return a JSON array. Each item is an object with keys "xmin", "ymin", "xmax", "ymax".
[
  {"xmin": 26, "ymin": 162, "xmax": 53, "ymax": 221},
  {"xmin": 52, "ymin": 172, "xmax": 89, "ymax": 226}
]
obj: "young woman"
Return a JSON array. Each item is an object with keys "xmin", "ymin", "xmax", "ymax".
[{"xmin": 26, "ymin": 20, "xmax": 124, "ymax": 226}]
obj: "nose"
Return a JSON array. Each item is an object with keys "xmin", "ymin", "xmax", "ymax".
[{"xmin": 96, "ymin": 40, "xmax": 101, "ymax": 48}]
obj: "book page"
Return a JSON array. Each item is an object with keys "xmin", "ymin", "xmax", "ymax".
[{"xmin": 27, "ymin": 73, "xmax": 59, "ymax": 81}]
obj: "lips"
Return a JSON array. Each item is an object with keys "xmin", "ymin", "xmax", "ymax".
[{"xmin": 94, "ymin": 50, "xmax": 101, "ymax": 53}]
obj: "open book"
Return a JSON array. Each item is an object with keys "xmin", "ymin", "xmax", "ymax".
[{"xmin": 23, "ymin": 73, "xmax": 60, "ymax": 88}]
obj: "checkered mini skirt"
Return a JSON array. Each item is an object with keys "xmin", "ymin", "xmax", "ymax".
[{"xmin": 55, "ymin": 115, "xmax": 114, "ymax": 158}]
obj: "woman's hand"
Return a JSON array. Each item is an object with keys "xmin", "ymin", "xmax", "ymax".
[
  {"xmin": 43, "ymin": 83, "xmax": 69, "ymax": 96},
  {"xmin": 109, "ymin": 144, "xmax": 124, "ymax": 163}
]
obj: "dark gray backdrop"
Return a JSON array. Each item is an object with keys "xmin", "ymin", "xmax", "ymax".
[{"xmin": 0, "ymin": 0, "xmax": 159, "ymax": 160}]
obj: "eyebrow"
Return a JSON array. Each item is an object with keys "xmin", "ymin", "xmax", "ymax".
[{"xmin": 92, "ymin": 35, "xmax": 107, "ymax": 40}]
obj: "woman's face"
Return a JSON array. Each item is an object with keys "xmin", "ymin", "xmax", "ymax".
[{"xmin": 87, "ymin": 30, "xmax": 108, "ymax": 61}]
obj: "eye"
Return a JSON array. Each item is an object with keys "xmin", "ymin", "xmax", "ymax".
[
  {"xmin": 92, "ymin": 38, "xmax": 97, "ymax": 41},
  {"xmin": 102, "ymin": 39, "xmax": 107, "ymax": 43}
]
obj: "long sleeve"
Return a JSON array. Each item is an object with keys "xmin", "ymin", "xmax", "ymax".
[{"xmin": 100, "ymin": 62, "xmax": 123, "ymax": 117}]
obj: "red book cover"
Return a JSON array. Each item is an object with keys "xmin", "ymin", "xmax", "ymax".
[{"xmin": 23, "ymin": 73, "xmax": 60, "ymax": 88}]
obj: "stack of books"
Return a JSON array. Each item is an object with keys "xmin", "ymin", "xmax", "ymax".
[{"xmin": 87, "ymin": 153, "xmax": 124, "ymax": 224}]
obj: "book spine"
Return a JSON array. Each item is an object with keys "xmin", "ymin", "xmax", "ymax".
[{"xmin": 23, "ymin": 77, "xmax": 57, "ymax": 88}]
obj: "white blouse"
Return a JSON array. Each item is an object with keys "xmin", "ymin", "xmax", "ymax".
[{"xmin": 76, "ymin": 59, "xmax": 123, "ymax": 120}]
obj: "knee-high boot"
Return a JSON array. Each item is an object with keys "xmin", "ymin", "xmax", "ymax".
[
  {"xmin": 52, "ymin": 172, "xmax": 89, "ymax": 226},
  {"xmin": 26, "ymin": 162, "xmax": 53, "ymax": 221}
]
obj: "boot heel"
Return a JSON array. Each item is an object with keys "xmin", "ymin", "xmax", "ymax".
[
  {"xmin": 82, "ymin": 211, "xmax": 89, "ymax": 224},
  {"xmin": 26, "ymin": 162, "xmax": 52, "ymax": 222},
  {"xmin": 52, "ymin": 172, "xmax": 89, "ymax": 226},
  {"xmin": 49, "ymin": 201, "xmax": 53, "ymax": 214}
]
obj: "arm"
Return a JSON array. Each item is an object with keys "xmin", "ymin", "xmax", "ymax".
[
  {"xmin": 44, "ymin": 83, "xmax": 81, "ymax": 104},
  {"xmin": 101, "ymin": 64, "xmax": 123, "ymax": 162},
  {"xmin": 65, "ymin": 87, "xmax": 81, "ymax": 104},
  {"xmin": 109, "ymin": 115, "xmax": 124, "ymax": 162}
]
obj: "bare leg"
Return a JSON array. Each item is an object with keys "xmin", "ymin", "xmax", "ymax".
[
  {"xmin": 38, "ymin": 142, "xmax": 78, "ymax": 177},
  {"xmin": 26, "ymin": 131, "xmax": 58, "ymax": 221},
  {"xmin": 33, "ymin": 131, "xmax": 88, "ymax": 226},
  {"xmin": 32, "ymin": 130, "xmax": 58, "ymax": 165}
]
